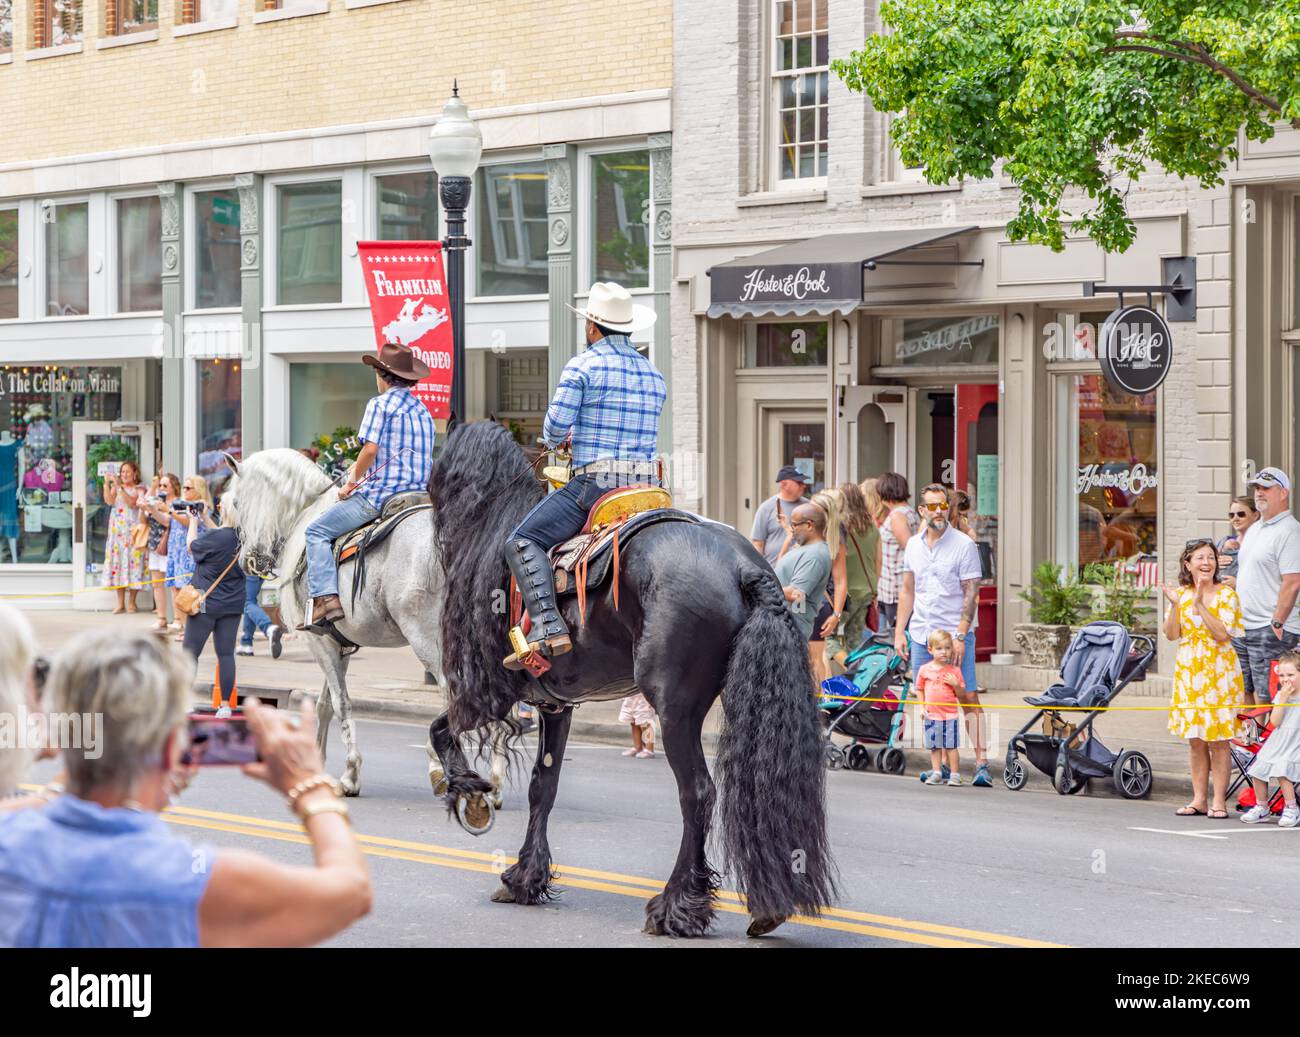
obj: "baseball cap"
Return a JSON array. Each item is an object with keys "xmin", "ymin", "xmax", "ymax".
[
  {"xmin": 1248, "ymin": 467, "xmax": 1291, "ymax": 492},
  {"xmin": 776, "ymin": 465, "xmax": 810, "ymax": 484}
]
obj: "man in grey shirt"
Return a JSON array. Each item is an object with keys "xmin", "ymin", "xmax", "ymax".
[
  {"xmin": 751, "ymin": 465, "xmax": 811, "ymax": 564},
  {"xmin": 773, "ymin": 501, "xmax": 832, "ymax": 695},
  {"xmin": 1236, "ymin": 467, "xmax": 1300, "ymax": 703}
]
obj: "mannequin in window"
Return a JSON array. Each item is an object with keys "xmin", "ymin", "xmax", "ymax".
[
  {"xmin": 23, "ymin": 404, "xmax": 54, "ymax": 465},
  {"xmin": 0, "ymin": 431, "xmax": 20, "ymax": 563}
]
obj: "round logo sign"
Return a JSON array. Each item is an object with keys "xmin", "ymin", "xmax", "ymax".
[{"xmin": 1098, "ymin": 304, "xmax": 1172, "ymax": 395}]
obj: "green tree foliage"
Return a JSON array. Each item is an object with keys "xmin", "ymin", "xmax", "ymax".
[{"xmin": 832, "ymin": 0, "xmax": 1300, "ymax": 252}]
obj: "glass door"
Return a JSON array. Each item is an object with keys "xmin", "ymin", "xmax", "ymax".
[
  {"xmin": 835, "ymin": 384, "xmax": 909, "ymax": 485},
  {"xmin": 764, "ymin": 409, "xmax": 828, "ymax": 496},
  {"xmin": 72, "ymin": 421, "xmax": 156, "ymax": 611}
]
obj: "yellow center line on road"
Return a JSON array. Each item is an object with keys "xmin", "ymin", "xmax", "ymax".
[{"xmin": 156, "ymin": 802, "xmax": 1062, "ymax": 949}]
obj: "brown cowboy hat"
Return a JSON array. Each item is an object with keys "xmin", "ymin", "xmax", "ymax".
[{"xmin": 363, "ymin": 342, "xmax": 431, "ymax": 381}]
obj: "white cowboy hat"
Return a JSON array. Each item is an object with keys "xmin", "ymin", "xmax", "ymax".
[{"xmin": 566, "ymin": 281, "xmax": 657, "ymax": 333}]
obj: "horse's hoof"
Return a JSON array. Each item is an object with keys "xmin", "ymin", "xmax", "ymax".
[
  {"xmin": 490, "ymin": 883, "xmax": 516, "ymax": 904},
  {"xmin": 643, "ymin": 917, "xmax": 665, "ymax": 936},
  {"xmin": 429, "ymin": 768, "xmax": 449, "ymax": 797},
  {"xmin": 490, "ymin": 792, "xmax": 503, "ymax": 810},
  {"xmin": 455, "ymin": 792, "xmax": 495, "ymax": 836},
  {"xmin": 746, "ymin": 915, "xmax": 787, "ymax": 938},
  {"xmin": 340, "ymin": 776, "xmax": 360, "ymax": 798}
]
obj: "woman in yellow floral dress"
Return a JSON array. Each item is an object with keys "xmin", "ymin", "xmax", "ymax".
[{"xmin": 1157, "ymin": 539, "xmax": 1244, "ymax": 819}]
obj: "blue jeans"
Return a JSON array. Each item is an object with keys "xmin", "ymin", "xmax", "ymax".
[
  {"xmin": 240, "ymin": 574, "xmax": 272, "ymax": 646},
  {"xmin": 910, "ymin": 630, "xmax": 978, "ymax": 694},
  {"xmin": 510, "ymin": 473, "xmax": 623, "ymax": 549},
  {"xmin": 306, "ymin": 495, "xmax": 380, "ymax": 598}
]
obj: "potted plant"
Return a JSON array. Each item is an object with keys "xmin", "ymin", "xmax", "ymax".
[
  {"xmin": 1015, "ymin": 561, "xmax": 1091, "ymax": 668},
  {"xmin": 1082, "ymin": 560, "xmax": 1156, "ymax": 633}
]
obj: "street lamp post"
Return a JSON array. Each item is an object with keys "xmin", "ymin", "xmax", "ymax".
[{"xmin": 429, "ymin": 82, "xmax": 482, "ymax": 424}]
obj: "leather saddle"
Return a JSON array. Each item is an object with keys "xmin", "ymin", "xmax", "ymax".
[
  {"xmin": 510, "ymin": 485, "xmax": 698, "ymax": 633},
  {"xmin": 334, "ymin": 490, "xmax": 431, "ymax": 567}
]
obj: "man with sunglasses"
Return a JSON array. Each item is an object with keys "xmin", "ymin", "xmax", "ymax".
[
  {"xmin": 1235, "ymin": 468, "xmax": 1300, "ymax": 704},
  {"xmin": 895, "ymin": 483, "xmax": 991, "ymax": 786}
]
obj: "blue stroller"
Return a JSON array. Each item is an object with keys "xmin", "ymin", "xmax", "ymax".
[
  {"xmin": 1003, "ymin": 621, "xmax": 1156, "ymax": 798},
  {"xmin": 819, "ymin": 633, "xmax": 912, "ymax": 774}
]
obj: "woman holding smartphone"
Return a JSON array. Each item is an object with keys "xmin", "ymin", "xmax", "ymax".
[
  {"xmin": 184, "ymin": 495, "xmax": 245, "ymax": 718},
  {"xmin": 161, "ymin": 475, "xmax": 208, "ymax": 641},
  {"xmin": 102, "ymin": 460, "xmax": 147, "ymax": 614}
]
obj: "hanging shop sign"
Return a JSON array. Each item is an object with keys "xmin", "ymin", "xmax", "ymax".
[
  {"xmin": 357, "ymin": 241, "xmax": 453, "ymax": 419},
  {"xmin": 1098, "ymin": 304, "xmax": 1172, "ymax": 396}
]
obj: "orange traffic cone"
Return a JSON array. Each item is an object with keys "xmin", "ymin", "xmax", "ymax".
[{"xmin": 212, "ymin": 663, "xmax": 238, "ymax": 710}]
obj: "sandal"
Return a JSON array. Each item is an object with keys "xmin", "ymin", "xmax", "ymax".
[
  {"xmin": 1175, "ymin": 805, "xmax": 1207, "ymax": 816},
  {"xmin": 1208, "ymin": 808, "xmax": 1230, "ymax": 819}
]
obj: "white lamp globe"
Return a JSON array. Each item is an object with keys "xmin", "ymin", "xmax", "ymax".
[{"xmin": 428, "ymin": 85, "xmax": 483, "ymax": 179}]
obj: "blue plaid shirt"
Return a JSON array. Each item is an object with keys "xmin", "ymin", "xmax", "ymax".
[
  {"xmin": 543, "ymin": 335, "xmax": 666, "ymax": 466},
  {"xmin": 355, "ymin": 388, "xmax": 436, "ymax": 508}
]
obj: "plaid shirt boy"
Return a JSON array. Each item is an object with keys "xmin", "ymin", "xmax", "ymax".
[
  {"xmin": 355, "ymin": 387, "xmax": 436, "ymax": 508},
  {"xmin": 543, "ymin": 335, "xmax": 666, "ymax": 466}
]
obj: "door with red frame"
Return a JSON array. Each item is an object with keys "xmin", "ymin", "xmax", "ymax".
[{"xmin": 955, "ymin": 384, "xmax": 999, "ymax": 661}]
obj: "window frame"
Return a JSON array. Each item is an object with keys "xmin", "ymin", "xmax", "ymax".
[
  {"xmin": 578, "ymin": 140, "xmax": 654, "ymax": 293},
  {"xmin": 1, "ymin": 0, "xmax": 14, "ymax": 54},
  {"xmin": 109, "ymin": 0, "xmax": 157, "ymax": 34},
  {"xmin": 469, "ymin": 152, "xmax": 549, "ymax": 302},
  {"xmin": 263, "ymin": 170, "xmax": 352, "ymax": 309},
  {"xmin": 0, "ymin": 204, "xmax": 20, "ymax": 322},
  {"xmin": 110, "ymin": 189, "xmax": 163, "ymax": 315},
  {"xmin": 185, "ymin": 180, "xmax": 242, "ymax": 314},
  {"xmin": 740, "ymin": 318, "xmax": 831, "ymax": 370},
  {"xmin": 367, "ymin": 162, "xmax": 439, "ymax": 247},
  {"xmin": 767, "ymin": 0, "xmax": 829, "ymax": 191},
  {"xmin": 37, "ymin": 0, "xmax": 85, "ymax": 47},
  {"xmin": 37, "ymin": 194, "xmax": 93, "ymax": 320}
]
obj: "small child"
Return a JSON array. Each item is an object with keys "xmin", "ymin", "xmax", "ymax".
[
  {"xmin": 1242, "ymin": 652, "xmax": 1300, "ymax": 827},
  {"xmin": 916, "ymin": 629, "xmax": 963, "ymax": 786},
  {"xmin": 619, "ymin": 692, "xmax": 656, "ymax": 759}
]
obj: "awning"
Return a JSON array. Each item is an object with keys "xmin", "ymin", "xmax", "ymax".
[{"xmin": 705, "ymin": 225, "xmax": 979, "ymax": 319}]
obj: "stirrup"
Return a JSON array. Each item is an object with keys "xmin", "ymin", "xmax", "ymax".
[{"xmin": 502, "ymin": 624, "xmax": 571, "ymax": 674}]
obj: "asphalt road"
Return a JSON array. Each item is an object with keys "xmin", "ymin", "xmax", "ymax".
[{"xmin": 28, "ymin": 717, "xmax": 1300, "ymax": 947}]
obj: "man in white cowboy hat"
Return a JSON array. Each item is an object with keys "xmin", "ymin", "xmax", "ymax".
[
  {"xmin": 501, "ymin": 281, "xmax": 666, "ymax": 669},
  {"xmin": 301, "ymin": 341, "xmax": 435, "ymax": 632}
]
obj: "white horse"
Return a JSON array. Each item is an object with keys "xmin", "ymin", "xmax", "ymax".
[{"xmin": 223, "ymin": 448, "xmax": 504, "ymax": 813}]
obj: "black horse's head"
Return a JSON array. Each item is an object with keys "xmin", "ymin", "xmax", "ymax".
[{"xmin": 429, "ymin": 421, "xmax": 545, "ymax": 740}]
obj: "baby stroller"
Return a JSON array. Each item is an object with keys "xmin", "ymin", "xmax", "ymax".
[
  {"xmin": 819, "ymin": 632, "xmax": 911, "ymax": 774},
  {"xmin": 1004, "ymin": 621, "xmax": 1156, "ymax": 798}
]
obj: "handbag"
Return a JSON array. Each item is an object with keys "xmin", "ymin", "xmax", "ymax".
[
  {"xmin": 130, "ymin": 522, "xmax": 150, "ymax": 550},
  {"xmin": 175, "ymin": 552, "xmax": 239, "ymax": 617}
]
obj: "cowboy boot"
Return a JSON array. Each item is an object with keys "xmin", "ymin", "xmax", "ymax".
[
  {"xmin": 502, "ymin": 537, "xmax": 572, "ymax": 669},
  {"xmin": 299, "ymin": 594, "xmax": 344, "ymax": 633}
]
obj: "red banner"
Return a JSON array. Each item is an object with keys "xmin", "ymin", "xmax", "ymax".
[{"xmin": 357, "ymin": 240, "xmax": 453, "ymax": 418}]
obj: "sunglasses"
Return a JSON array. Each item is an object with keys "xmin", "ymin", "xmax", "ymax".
[
  {"xmin": 1184, "ymin": 538, "xmax": 1216, "ymax": 551},
  {"xmin": 791, "ymin": 520, "xmax": 813, "ymax": 528},
  {"xmin": 1228, "ymin": 510, "xmax": 1250, "ymax": 518},
  {"xmin": 919, "ymin": 502, "xmax": 948, "ymax": 513}
]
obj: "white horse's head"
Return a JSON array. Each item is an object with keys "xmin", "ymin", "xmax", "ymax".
[{"xmin": 224, "ymin": 449, "xmax": 334, "ymax": 578}]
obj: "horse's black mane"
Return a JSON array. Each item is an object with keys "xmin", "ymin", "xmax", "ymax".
[{"xmin": 429, "ymin": 420, "xmax": 544, "ymax": 740}]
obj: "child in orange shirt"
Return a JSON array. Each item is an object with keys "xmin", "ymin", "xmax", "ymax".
[{"xmin": 916, "ymin": 629, "xmax": 964, "ymax": 786}]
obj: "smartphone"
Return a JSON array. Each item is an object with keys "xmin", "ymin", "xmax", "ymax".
[{"xmin": 182, "ymin": 713, "xmax": 261, "ymax": 767}]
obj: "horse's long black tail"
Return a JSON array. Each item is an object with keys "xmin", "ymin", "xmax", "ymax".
[{"xmin": 717, "ymin": 567, "xmax": 838, "ymax": 921}]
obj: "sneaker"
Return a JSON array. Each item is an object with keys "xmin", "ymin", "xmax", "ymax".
[
  {"xmin": 924, "ymin": 772, "xmax": 944, "ymax": 785},
  {"xmin": 972, "ymin": 764, "xmax": 992, "ymax": 788},
  {"xmin": 622, "ymin": 747, "xmax": 638, "ymax": 757},
  {"xmin": 919, "ymin": 764, "xmax": 951, "ymax": 783},
  {"xmin": 214, "ymin": 705, "xmax": 232, "ymax": 719},
  {"xmin": 1241, "ymin": 805, "xmax": 1273, "ymax": 824},
  {"xmin": 235, "ymin": 645, "xmax": 254, "ymax": 657},
  {"xmin": 947, "ymin": 774, "xmax": 963, "ymax": 786},
  {"xmin": 1282, "ymin": 806, "xmax": 1300, "ymax": 829},
  {"xmin": 636, "ymin": 749, "xmax": 655, "ymax": 759},
  {"xmin": 268, "ymin": 624, "xmax": 283, "ymax": 660}
]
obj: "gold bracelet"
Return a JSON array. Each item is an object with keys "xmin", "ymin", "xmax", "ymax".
[
  {"xmin": 298, "ymin": 798, "xmax": 351, "ymax": 825},
  {"xmin": 286, "ymin": 773, "xmax": 343, "ymax": 805}
]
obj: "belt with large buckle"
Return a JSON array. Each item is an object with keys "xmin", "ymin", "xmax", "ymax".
[{"xmin": 574, "ymin": 459, "xmax": 660, "ymax": 478}]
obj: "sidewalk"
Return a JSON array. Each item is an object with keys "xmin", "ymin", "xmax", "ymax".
[{"xmin": 19, "ymin": 608, "xmax": 1203, "ymax": 802}]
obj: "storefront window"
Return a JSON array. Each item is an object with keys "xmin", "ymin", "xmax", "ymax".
[
  {"xmin": 45, "ymin": 201, "xmax": 89, "ymax": 317},
  {"xmin": 591, "ymin": 150, "xmax": 649, "ymax": 288},
  {"xmin": 278, "ymin": 181, "xmax": 342, "ymax": 305},
  {"xmin": 377, "ymin": 171, "xmax": 439, "ymax": 242},
  {"xmin": 477, "ymin": 162, "xmax": 548, "ymax": 296},
  {"xmin": 290, "ymin": 363, "xmax": 375, "ymax": 456},
  {"xmin": 745, "ymin": 322, "xmax": 828, "ymax": 367},
  {"xmin": 783, "ymin": 421, "xmax": 825, "ymax": 494},
  {"xmin": 891, "ymin": 314, "xmax": 999, "ymax": 366},
  {"xmin": 197, "ymin": 359, "xmax": 240, "ymax": 502},
  {"xmin": 0, "ymin": 209, "xmax": 16, "ymax": 319},
  {"xmin": 493, "ymin": 350, "xmax": 548, "ymax": 444},
  {"xmin": 0, "ymin": 364, "xmax": 122, "ymax": 565},
  {"xmin": 194, "ymin": 189, "xmax": 241, "ymax": 309},
  {"xmin": 117, "ymin": 196, "xmax": 162, "ymax": 313},
  {"xmin": 1069, "ymin": 372, "xmax": 1158, "ymax": 567}
]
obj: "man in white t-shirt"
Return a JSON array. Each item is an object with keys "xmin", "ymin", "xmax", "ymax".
[
  {"xmin": 750, "ymin": 465, "xmax": 811, "ymax": 564},
  {"xmin": 1236, "ymin": 467, "xmax": 1300, "ymax": 703},
  {"xmin": 895, "ymin": 483, "xmax": 991, "ymax": 786}
]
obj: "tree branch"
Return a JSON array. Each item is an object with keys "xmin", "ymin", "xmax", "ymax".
[{"xmin": 1109, "ymin": 30, "xmax": 1292, "ymax": 125}]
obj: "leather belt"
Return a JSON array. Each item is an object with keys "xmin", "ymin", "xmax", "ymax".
[{"xmin": 574, "ymin": 459, "xmax": 661, "ymax": 478}]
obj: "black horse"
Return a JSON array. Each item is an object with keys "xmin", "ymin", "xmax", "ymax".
[{"xmin": 425, "ymin": 420, "xmax": 836, "ymax": 938}]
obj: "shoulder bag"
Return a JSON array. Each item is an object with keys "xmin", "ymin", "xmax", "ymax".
[{"xmin": 175, "ymin": 551, "xmax": 239, "ymax": 617}]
